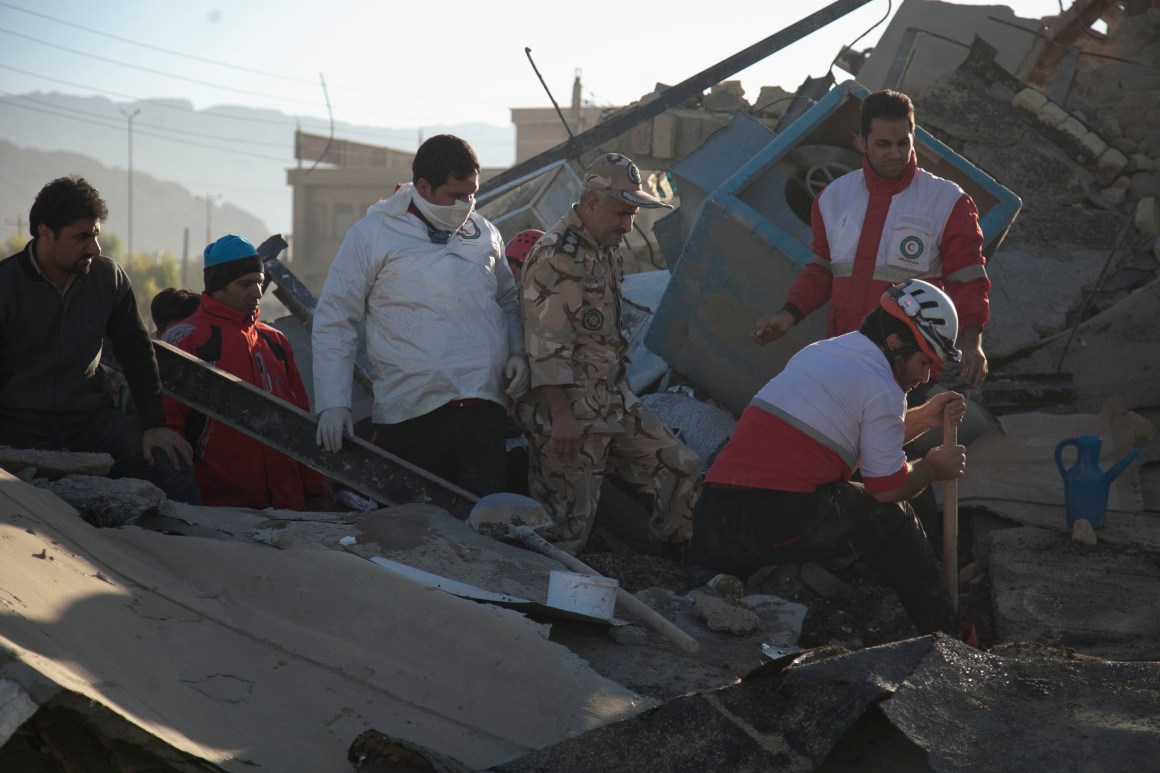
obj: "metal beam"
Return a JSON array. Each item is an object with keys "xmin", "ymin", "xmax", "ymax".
[
  {"xmin": 154, "ymin": 340, "xmax": 478, "ymax": 519},
  {"xmin": 477, "ymin": 0, "xmax": 873, "ymax": 198}
]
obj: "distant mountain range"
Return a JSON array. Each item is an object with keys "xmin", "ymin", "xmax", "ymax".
[{"xmin": 0, "ymin": 92, "xmax": 515, "ymax": 258}]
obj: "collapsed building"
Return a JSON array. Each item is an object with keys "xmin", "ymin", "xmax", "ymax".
[{"xmin": 3, "ymin": 0, "xmax": 1160, "ymax": 770}]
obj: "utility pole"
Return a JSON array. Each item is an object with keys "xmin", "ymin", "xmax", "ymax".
[
  {"xmin": 196, "ymin": 193, "xmax": 222, "ymax": 250},
  {"xmin": 181, "ymin": 227, "xmax": 190, "ymax": 288},
  {"xmin": 119, "ymin": 107, "xmax": 141, "ymax": 259}
]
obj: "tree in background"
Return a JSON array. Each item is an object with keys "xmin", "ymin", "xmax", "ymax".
[
  {"xmin": 121, "ymin": 252, "xmax": 182, "ymax": 330},
  {"xmin": 2, "ymin": 230, "xmax": 25, "ymax": 256}
]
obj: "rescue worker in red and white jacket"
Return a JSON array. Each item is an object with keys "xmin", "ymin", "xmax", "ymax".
[
  {"xmin": 162, "ymin": 235, "xmax": 327, "ymax": 510},
  {"xmin": 753, "ymin": 89, "xmax": 990, "ymax": 388},
  {"xmin": 692, "ymin": 280, "xmax": 968, "ymax": 636}
]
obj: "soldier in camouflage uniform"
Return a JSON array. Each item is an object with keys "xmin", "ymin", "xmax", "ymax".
[{"xmin": 517, "ymin": 153, "xmax": 701, "ymax": 554}]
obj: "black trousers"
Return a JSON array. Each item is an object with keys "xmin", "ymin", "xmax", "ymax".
[
  {"xmin": 0, "ymin": 406, "xmax": 201, "ymax": 505},
  {"xmin": 373, "ymin": 399, "xmax": 507, "ymax": 497},
  {"xmin": 688, "ymin": 482, "xmax": 956, "ymax": 635}
]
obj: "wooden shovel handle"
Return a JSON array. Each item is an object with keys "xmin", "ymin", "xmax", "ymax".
[{"xmin": 943, "ymin": 411, "xmax": 959, "ymax": 611}]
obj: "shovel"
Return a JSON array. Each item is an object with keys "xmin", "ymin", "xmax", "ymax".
[
  {"xmin": 943, "ymin": 412, "xmax": 958, "ymax": 611},
  {"xmin": 468, "ymin": 494, "xmax": 701, "ymax": 655}
]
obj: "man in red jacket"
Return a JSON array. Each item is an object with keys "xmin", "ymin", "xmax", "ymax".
[
  {"xmin": 162, "ymin": 235, "xmax": 327, "ymax": 510},
  {"xmin": 752, "ymin": 89, "xmax": 990, "ymax": 388}
]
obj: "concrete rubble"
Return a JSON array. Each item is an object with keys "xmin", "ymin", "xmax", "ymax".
[{"xmin": 4, "ymin": 1, "xmax": 1160, "ymax": 771}]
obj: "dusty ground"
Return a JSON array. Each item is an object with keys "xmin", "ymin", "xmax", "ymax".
[{"xmin": 543, "ymin": 515, "xmax": 997, "ymax": 706}]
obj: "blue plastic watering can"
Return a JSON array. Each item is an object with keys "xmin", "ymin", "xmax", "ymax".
[{"xmin": 1054, "ymin": 435, "xmax": 1139, "ymax": 528}]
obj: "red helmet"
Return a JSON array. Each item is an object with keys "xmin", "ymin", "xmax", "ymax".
[{"xmin": 505, "ymin": 229, "xmax": 544, "ymax": 264}]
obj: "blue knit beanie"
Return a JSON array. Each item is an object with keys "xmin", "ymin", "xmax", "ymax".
[{"xmin": 204, "ymin": 235, "xmax": 263, "ymax": 294}]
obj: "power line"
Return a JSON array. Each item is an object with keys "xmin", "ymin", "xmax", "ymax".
[
  {"xmin": 0, "ymin": 26, "xmax": 329, "ymax": 109},
  {"xmin": 0, "ymin": 62, "xmax": 514, "ymax": 149},
  {"xmin": 0, "ymin": 62, "xmax": 421, "ymax": 143},
  {"xmin": 0, "ymin": 0, "xmax": 324, "ymax": 88},
  {"xmin": 0, "ymin": 98, "xmax": 295, "ymax": 163},
  {"xmin": 0, "ymin": 3, "xmax": 516, "ymax": 111},
  {"xmin": 2, "ymin": 91, "xmax": 293, "ymax": 149}
]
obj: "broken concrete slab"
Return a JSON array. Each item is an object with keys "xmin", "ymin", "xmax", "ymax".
[
  {"xmin": 984, "ymin": 245, "xmax": 1119, "ymax": 361},
  {"xmin": 638, "ymin": 390, "xmax": 736, "ymax": 471},
  {"xmin": 689, "ymin": 591, "xmax": 760, "ymax": 636},
  {"xmin": 881, "ymin": 638, "xmax": 1160, "ymax": 770},
  {"xmin": 496, "ymin": 634, "xmax": 1160, "ymax": 772},
  {"xmin": 855, "ymin": 0, "xmax": 1043, "ymax": 95},
  {"xmin": 40, "ymin": 474, "xmax": 168, "ymax": 528},
  {"xmin": 0, "ymin": 469, "xmax": 645, "ymax": 771},
  {"xmin": 160, "ymin": 500, "xmax": 573, "ymax": 608},
  {"xmin": 0, "ymin": 676, "xmax": 37, "ymax": 748},
  {"xmin": 1006, "ymin": 275, "xmax": 1160, "ymax": 412},
  {"xmin": 0, "ymin": 447, "xmax": 113, "ymax": 481},
  {"xmin": 741, "ymin": 594, "xmax": 809, "ymax": 646},
  {"xmin": 989, "ymin": 526, "xmax": 1160, "ymax": 661}
]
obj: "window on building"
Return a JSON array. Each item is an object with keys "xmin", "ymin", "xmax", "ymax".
[
  {"xmin": 309, "ymin": 202, "xmax": 327, "ymax": 238},
  {"xmin": 333, "ymin": 203, "xmax": 356, "ymax": 237}
]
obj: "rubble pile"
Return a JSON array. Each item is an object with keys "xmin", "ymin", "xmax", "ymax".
[{"xmin": 3, "ymin": 2, "xmax": 1160, "ymax": 772}]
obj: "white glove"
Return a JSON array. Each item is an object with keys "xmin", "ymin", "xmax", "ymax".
[
  {"xmin": 504, "ymin": 353, "xmax": 530, "ymax": 398},
  {"xmin": 316, "ymin": 406, "xmax": 353, "ymax": 452}
]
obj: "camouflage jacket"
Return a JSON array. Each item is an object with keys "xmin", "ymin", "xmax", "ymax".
[{"xmin": 518, "ymin": 206, "xmax": 637, "ymax": 433}]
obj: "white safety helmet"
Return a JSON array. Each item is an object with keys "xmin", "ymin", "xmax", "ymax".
[{"xmin": 880, "ymin": 279, "xmax": 962, "ymax": 363}]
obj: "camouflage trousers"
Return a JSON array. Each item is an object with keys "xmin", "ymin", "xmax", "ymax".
[{"xmin": 523, "ymin": 402, "xmax": 701, "ymax": 553}]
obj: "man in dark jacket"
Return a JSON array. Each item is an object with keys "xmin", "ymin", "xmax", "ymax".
[
  {"xmin": 0, "ymin": 176, "xmax": 199, "ymax": 502},
  {"xmin": 162, "ymin": 234, "xmax": 328, "ymax": 510}
]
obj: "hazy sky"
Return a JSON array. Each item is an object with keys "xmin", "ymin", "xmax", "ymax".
[{"xmin": 2, "ymin": 0, "xmax": 1066, "ymax": 132}]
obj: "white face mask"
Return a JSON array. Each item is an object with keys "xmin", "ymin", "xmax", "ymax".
[{"xmin": 412, "ymin": 187, "xmax": 475, "ymax": 234}]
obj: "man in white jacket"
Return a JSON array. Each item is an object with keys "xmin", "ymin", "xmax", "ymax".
[{"xmin": 312, "ymin": 134, "xmax": 528, "ymax": 496}]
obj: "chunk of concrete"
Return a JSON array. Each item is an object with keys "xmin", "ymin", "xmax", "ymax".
[
  {"xmin": 1036, "ymin": 101, "xmax": 1069, "ymax": 128},
  {"xmin": 1081, "ymin": 130, "xmax": 1109, "ymax": 160},
  {"xmin": 0, "ymin": 677, "xmax": 39, "ymax": 748},
  {"xmin": 689, "ymin": 590, "xmax": 760, "ymax": 635},
  {"xmin": 1136, "ymin": 196, "xmax": 1160, "ymax": 237},
  {"xmin": 1058, "ymin": 116, "xmax": 1091, "ymax": 146},
  {"xmin": 639, "ymin": 391, "xmax": 737, "ymax": 472},
  {"xmin": 1130, "ymin": 153, "xmax": 1155, "ymax": 172},
  {"xmin": 989, "ymin": 527, "xmax": 1160, "ymax": 660},
  {"xmin": 800, "ymin": 562, "xmax": 854, "ymax": 601},
  {"xmin": 40, "ymin": 475, "xmax": 168, "ymax": 528},
  {"xmin": 0, "ymin": 447, "xmax": 114, "ymax": 480},
  {"xmin": 1013, "ymin": 86, "xmax": 1047, "ymax": 113},
  {"xmin": 1096, "ymin": 146, "xmax": 1128, "ymax": 184},
  {"xmin": 1071, "ymin": 518, "xmax": 1098, "ymax": 545},
  {"xmin": 742, "ymin": 594, "xmax": 808, "ymax": 645},
  {"xmin": 1101, "ymin": 185, "xmax": 1127, "ymax": 206}
]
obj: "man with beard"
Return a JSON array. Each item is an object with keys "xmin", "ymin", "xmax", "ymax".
[
  {"xmin": 0, "ymin": 176, "xmax": 198, "ymax": 502},
  {"xmin": 690, "ymin": 280, "xmax": 968, "ymax": 637},
  {"xmin": 752, "ymin": 90, "xmax": 990, "ymax": 389},
  {"xmin": 312, "ymin": 135, "xmax": 527, "ymax": 496},
  {"xmin": 162, "ymin": 235, "xmax": 327, "ymax": 509}
]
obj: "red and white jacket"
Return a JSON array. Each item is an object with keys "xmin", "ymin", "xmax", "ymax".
[
  {"xmin": 162, "ymin": 294, "xmax": 326, "ymax": 510},
  {"xmin": 706, "ymin": 332, "xmax": 908, "ymax": 496},
  {"xmin": 786, "ymin": 154, "xmax": 990, "ymax": 338}
]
